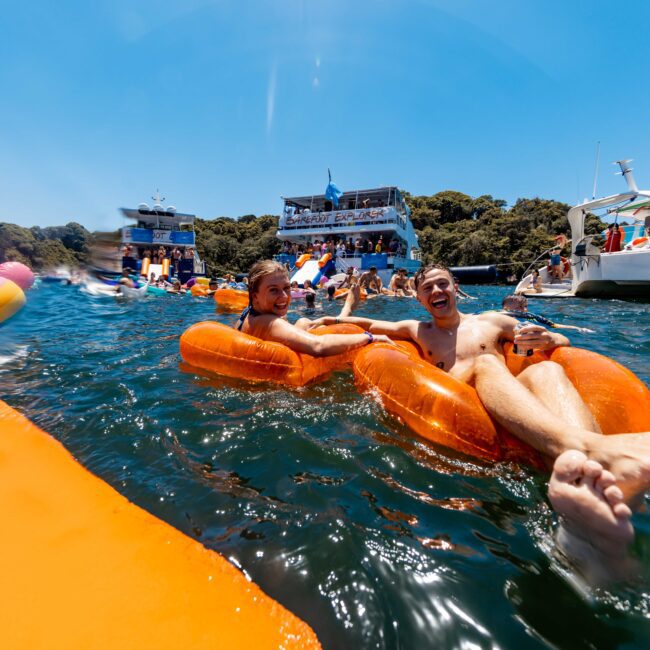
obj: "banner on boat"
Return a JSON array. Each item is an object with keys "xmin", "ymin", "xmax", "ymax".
[
  {"xmin": 280, "ymin": 207, "xmax": 392, "ymax": 229},
  {"xmin": 122, "ymin": 228, "xmax": 195, "ymax": 246}
]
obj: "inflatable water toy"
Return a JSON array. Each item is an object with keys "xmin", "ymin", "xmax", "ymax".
[
  {"xmin": 353, "ymin": 341, "xmax": 650, "ymax": 465},
  {"xmin": 191, "ymin": 283, "xmax": 212, "ymax": 297},
  {"xmin": 0, "ymin": 277, "xmax": 26, "ymax": 323},
  {"xmin": 0, "ymin": 261, "xmax": 35, "ymax": 290},
  {"xmin": 117, "ymin": 283, "xmax": 148, "ymax": 301},
  {"xmin": 147, "ymin": 284, "xmax": 169, "ymax": 296},
  {"xmin": 291, "ymin": 289, "xmax": 307, "ymax": 299},
  {"xmin": 214, "ymin": 288, "xmax": 249, "ymax": 312},
  {"xmin": 180, "ymin": 322, "xmax": 364, "ymax": 386},
  {"xmin": 0, "ymin": 400, "xmax": 320, "ymax": 649}
]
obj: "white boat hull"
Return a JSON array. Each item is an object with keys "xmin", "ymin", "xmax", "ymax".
[{"xmin": 572, "ymin": 249, "xmax": 650, "ymax": 298}]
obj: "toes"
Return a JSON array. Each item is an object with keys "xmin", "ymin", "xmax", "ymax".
[
  {"xmin": 603, "ymin": 484, "xmax": 625, "ymax": 505},
  {"xmin": 595, "ymin": 469, "xmax": 617, "ymax": 493},
  {"xmin": 583, "ymin": 459, "xmax": 604, "ymax": 478},
  {"xmin": 552, "ymin": 450, "xmax": 589, "ymax": 482},
  {"xmin": 612, "ymin": 502, "xmax": 633, "ymax": 519}
]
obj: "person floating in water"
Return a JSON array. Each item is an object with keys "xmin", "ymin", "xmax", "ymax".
[
  {"xmin": 500, "ymin": 294, "xmax": 595, "ymax": 334},
  {"xmin": 307, "ymin": 263, "xmax": 650, "ymax": 584},
  {"xmin": 234, "ymin": 260, "xmax": 394, "ymax": 353}
]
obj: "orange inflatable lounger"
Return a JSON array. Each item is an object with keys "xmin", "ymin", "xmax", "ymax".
[
  {"xmin": 354, "ymin": 341, "xmax": 650, "ymax": 466},
  {"xmin": 180, "ymin": 321, "xmax": 364, "ymax": 387},
  {"xmin": 0, "ymin": 400, "xmax": 320, "ymax": 650}
]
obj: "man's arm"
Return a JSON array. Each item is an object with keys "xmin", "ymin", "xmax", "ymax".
[{"xmin": 491, "ymin": 313, "xmax": 570, "ymax": 350}]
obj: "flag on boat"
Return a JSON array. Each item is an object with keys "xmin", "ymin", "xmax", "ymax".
[{"xmin": 325, "ymin": 169, "xmax": 343, "ymax": 208}]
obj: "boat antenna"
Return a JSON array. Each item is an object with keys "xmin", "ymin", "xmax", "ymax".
[
  {"xmin": 591, "ymin": 141, "xmax": 600, "ymax": 199},
  {"xmin": 152, "ymin": 189, "xmax": 166, "ymax": 205}
]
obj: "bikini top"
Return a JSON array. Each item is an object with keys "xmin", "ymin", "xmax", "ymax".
[{"xmin": 236, "ymin": 305, "xmax": 262, "ymax": 331}]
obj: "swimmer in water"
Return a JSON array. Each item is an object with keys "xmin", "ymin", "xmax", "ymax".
[
  {"xmin": 311, "ymin": 263, "xmax": 650, "ymax": 584},
  {"xmin": 235, "ymin": 260, "xmax": 394, "ymax": 355},
  {"xmin": 388, "ymin": 268, "xmax": 414, "ymax": 297},
  {"xmin": 500, "ymin": 294, "xmax": 595, "ymax": 333}
]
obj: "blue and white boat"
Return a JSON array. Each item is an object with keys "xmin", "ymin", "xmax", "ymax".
[
  {"xmin": 276, "ymin": 186, "xmax": 421, "ymax": 286},
  {"xmin": 120, "ymin": 191, "xmax": 205, "ymax": 284}
]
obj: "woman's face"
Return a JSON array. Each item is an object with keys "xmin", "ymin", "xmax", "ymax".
[{"xmin": 253, "ymin": 272, "xmax": 291, "ymax": 316}]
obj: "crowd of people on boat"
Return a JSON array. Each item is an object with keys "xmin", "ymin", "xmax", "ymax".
[
  {"xmin": 123, "ymin": 244, "xmax": 196, "ymax": 266},
  {"xmin": 279, "ymin": 235, "xmax": 407, "ymax": 259}
]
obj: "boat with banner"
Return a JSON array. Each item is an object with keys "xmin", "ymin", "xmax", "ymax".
[
  {"xmin": 276, "ymin": 186, "xmax": 421, "ymax": 286},
  {"xmin": 120, "ymin": 191, "xmax": 205, "ymax": 285},
  {"xmin": 516, "ymin": 160, "xmax": 650, "ymax": 298}
]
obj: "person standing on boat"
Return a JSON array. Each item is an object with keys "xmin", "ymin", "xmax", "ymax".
[
  {"xmin": 611, "ymin": 224, "xmax": 623, "ymax": 251},
  {"xmin": 549, "ymin": 248, "xmax": 563, "ymax": 281},
  {"xmin": 604, "ymin": 223, "xmax": 623, "ymax": 252}
]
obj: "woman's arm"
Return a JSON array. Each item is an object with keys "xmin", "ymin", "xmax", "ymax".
[{"xmin": 267, "ymin": 317, "xmax": 393, "ymax": 356}]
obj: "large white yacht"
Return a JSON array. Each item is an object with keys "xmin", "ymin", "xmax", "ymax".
[
  {"xmin": 516, "ymin": 160, "xmax": 650, "ymax": 299},
  {"xmin": 276, "ymin": 186, "xmax": 421, "ymax": 286}
]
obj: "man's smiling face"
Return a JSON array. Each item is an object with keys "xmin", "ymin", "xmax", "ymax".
[{"xmin": 416, "ymin": 268, "xmax": 457, "ymax": 318}]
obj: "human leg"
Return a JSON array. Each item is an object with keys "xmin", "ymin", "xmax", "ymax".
[
  {"xmin": 516, "ymin": 361, "xmax": 601, "ymax": 432},
  {"xmin": 472, "ymin": 355, "xmax": 650, "ymax": 501}
]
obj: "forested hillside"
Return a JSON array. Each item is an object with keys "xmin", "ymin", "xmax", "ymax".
[
  {"xmin": 0, "ymin": 191, "xmax": 607, "ymax": 278},
  {"xmin": 0, "ymin": 222, "xmax": 92, "ymax": 269}
]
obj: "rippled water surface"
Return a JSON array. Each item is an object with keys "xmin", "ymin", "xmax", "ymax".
[{"xmin": 2, "ymin": 284, "xmax": 650, "ymax": 649}]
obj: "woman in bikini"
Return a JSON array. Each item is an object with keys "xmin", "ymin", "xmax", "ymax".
[{"xmin": 235, "ymin": 260, "xmax": 393, "ymax": 355}]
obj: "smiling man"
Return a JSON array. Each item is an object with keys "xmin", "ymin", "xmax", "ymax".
[{"xmin": 319, "ymin": 262, "xmax": 650, "ymax": 583}]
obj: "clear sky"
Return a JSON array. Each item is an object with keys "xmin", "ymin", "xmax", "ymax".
[{"xmin": 3, "ymin": 0, "xmax": 650, "ymax": 231}]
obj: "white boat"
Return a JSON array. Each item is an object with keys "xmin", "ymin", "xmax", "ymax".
[
  {"xmin": 516, "ymin": 160, "xmax": 650, "ymax": 299},
  {"xmin": 121, "ymin": 191, "xmax": 205, "ymax": 284},
  {"xmin": 276, "ymin": 186, "xmax": 421, "ymax": 286}
]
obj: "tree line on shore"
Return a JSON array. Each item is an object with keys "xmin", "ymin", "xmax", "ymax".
[{"xmin": 0, "ymin": 191, "xmax": 607, "ymax": 279}]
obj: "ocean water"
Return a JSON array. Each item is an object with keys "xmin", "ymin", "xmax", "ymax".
[{"xmin": 2, "ymin": 283, "xmax": 649, "ymax": 649}]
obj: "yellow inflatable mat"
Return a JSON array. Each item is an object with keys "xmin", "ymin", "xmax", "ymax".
[{"xmin": 0, "ymin": 400, "xmax": 320, "ymax": 649}]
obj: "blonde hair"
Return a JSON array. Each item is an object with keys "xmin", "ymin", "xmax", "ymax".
[{"xmin": 248, "ymin": 260, "xmax": 289, "ymax": 304}]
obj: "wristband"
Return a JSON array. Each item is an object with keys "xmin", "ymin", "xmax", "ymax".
[{"xmin": 364, "ymin": 330, "xmax": 374, "ymax": 345}]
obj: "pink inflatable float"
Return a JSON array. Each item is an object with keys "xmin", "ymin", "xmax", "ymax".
[{"xmin": 0, "ymin": 261, "xmax": 35, "ymax": 290}]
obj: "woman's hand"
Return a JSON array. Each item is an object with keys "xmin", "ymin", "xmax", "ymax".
[{"xmin": 371, "ymin": 334, "xmax": 398, "ymax": 346}]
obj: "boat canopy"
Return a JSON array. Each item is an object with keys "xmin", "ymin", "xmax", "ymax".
[
  {"xmin": 282, "ymin": 186, "xmax": 408, "ymax": 214},
  {"xmin": 121, "ymin": 207, "xmax": 196, "ymax": 228}
]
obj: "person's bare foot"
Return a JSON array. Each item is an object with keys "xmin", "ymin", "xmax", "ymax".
[
  {"xmin": 548, "ymin": 450, "xmax": 636, "ymax": 584},
  {"xmin": 585, "ymin": 432, "xmax": 650, "ymax": 504}
]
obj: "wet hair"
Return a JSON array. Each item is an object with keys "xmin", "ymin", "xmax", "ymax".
[
  {"xmin": 326, "ymin": 284, "xmax": 336, "ymax": 298},
  {"xmin": 247, "ymin": 260, "xmax": 288, "ymax": 304},
  {"xmin": 413, "ymin": 263, "xmax": 453, "ymax": 290},
  {"xmin": 502, "ymin": 294, "xmax": 527, "ymax": 311},
  {"xmin": 369, "ymin": 266, "xmax": 377, "ymax": 272},
  {"xmin": 305, "ymin": 292, "xmax": 315, "ymax": 306}
]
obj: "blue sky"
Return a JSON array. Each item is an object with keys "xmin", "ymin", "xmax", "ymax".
[{"xmin": 3, "ymin": 0, "xmax": 650, "ymax": 231}]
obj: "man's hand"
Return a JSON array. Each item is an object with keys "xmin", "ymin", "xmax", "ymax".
[{"xmin": 514, "ymin": 324, "xmax": 562, "ymax": 351}]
